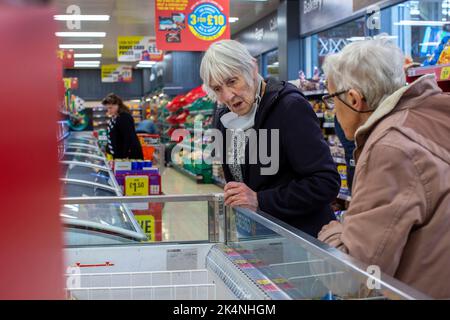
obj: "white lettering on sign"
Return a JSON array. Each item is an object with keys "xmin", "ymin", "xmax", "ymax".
[
  {"xmin": 255, "ymin": 27, "xmax": 264, "ymax": 41},
  {"xmin": 304, "ymin": 0, "xmax": 323, "ymax": 14},
  {"xmin": 66, "ymin": 5, "xmax": 81, "ymax": 30}
]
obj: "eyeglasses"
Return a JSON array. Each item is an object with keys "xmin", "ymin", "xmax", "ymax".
[{"xmin": 322, "ymin": 90, "xmax": 374, "ymax": 114}]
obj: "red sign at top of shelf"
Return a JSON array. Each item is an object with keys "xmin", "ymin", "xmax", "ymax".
[{"xmin": 155, "ymin": 0, "xmax": 230, "ymax": 51}]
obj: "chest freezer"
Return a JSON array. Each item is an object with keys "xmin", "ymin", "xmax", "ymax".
[{"xmin": 61, "ymin": 194, "xmax": 429, "ymax": 300}]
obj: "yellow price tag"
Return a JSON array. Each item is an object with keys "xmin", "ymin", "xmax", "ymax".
[
  {"xmin": 125, "ymin": 176, "xmax": 149, "ymax": 196},
  {"xmin": 135, "ymin": 215, "xmax": 155, "ymax": 242},
  {"xmin": 257, "ymin": 279, "xmax": 271, "ymax": 286},
  {"xmin": 440, "ymin": 67, "xmax": 450, "ymax": 80}
]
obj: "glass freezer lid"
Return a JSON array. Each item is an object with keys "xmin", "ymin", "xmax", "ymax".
[
  {"xmin": 61, "ymin": 203, "xmax": 137, "ymax": 232},
  {"xmin": 62, "ymin": 154, "xmax": 107, "ymax": 167},
  {"xmin": 65, "ymin": 146, "xmax": 104, "ymax": 156},
  {"xmin": 62, "ymin": 180, "xmax": 117, "ymax": 197},
  {"xmin": 60, "ymin": 163, "xmax": 113, "ymax": 187},
  {"xmin": 62, "ymin": 203, "xmax": 146, "ymax": 245}
]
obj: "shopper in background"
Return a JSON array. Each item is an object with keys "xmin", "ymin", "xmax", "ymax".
[
  {"xmin": 102, "ymin": 93, "xmax": 144, "ymax": 160},
  {"xmin": 201, "ymin": 40, "xmax": 341, "ymax": 238},
  {"xmin": 318, "ymin": 37, "xmax": 450, "ymax": 298}
]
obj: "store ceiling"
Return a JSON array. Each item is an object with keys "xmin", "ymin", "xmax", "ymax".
[{"xmin": 54, "ymin": 0, "xmax": 280, "ymax": 65}]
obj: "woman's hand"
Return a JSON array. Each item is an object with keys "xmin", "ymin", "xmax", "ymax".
[{"xmin": 224, "ymin": 182, "xmax": 258, "ymax": 212}]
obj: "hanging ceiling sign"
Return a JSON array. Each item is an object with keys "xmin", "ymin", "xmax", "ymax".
[
  {"xmin": 57, "ymin": 49, "xmax": 74, "ymax": 68},
  {"xmin": 117, "ymin": 36, "xmax": 164, "ymax": 62},
  {"xmin": 101, "ymin": 64, "xmax": 133, "ymax": 83},
  {"xmin": 155, "ymin": 0, "xmax": 230, "ymax": 51}
]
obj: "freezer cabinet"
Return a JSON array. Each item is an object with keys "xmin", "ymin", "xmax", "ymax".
[{"xmin": 62, "ymin": 195, "xmax": 428, "ymax": 300}]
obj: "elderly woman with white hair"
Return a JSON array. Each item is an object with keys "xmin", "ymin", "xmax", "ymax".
[
  {"xmin": 200, "ymin": 40, "xmax": 341, "ymax": 237},
  {"xmin": 318, "ymin": 37, "xmax": 450, "ymax": 299}
]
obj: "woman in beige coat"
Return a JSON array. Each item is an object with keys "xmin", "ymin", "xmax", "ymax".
[{"xmin": 318, "ymin": 37, "xmax": 450, "ymax": 299}]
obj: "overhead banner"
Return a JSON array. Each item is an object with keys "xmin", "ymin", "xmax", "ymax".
[
  {"xmin": 57, "ymin": 49, "xmax": 74, "ymax": 68},
  {"xmin": 101, "ymin": 64, "xmax": 133, "ymax": 83},
  {"xmin": 117, "ymin": 36, "xmax": 164, "ymax": 62},
  {"xmin": 155, "ymin": 0, "xmax": 230, "ymax": 51}
]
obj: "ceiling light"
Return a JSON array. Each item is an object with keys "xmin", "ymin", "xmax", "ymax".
[
  {"xmin": 136, "ymin": 64, "xmax": 153, "ymax": 68},
  {"xmin": 229, "ymin": 17, "xmax": 239, "ymax": 23},
  {"xmin": 56, "ymin": 32, "xmax": 106, "ymax": 37},
  {"xmin": 74, "ymin": 60, "xmax": 100, "ymax": 64},
  {"xmin": 138, "ymin": 61, "xmax": 156, "ymax": 65},
  {"xmin": 59, "ymin": 44, "xmax": 104, "ymax": 49},
  {"xmin": 54, "ymin": 15, "xmax": 110, "ymax": 21},
  {"xmin": 74, "ymin": 53, "xmax": 102, "ymax": 58},
  {"xmin": 395, "ymin": 20, "xmax": 448, "ymax": 26},
  {"xmin": 73, "ymin": 65, "xmax": 99, "ymax": 68},
  {"xmin": 419, "ymin": 42, "xmax": 440, "ymax": 46}
]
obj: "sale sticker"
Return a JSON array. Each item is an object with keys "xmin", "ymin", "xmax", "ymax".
[
  {"xmin": 125, "ymin": 176, "xmax": 149, "ymax": 196},
  {"xmin": 135, "ymin": 215, "xmax": 155, "ymax": 242},
  {"xmin": 440, "ymin": 66, "xmax": 450, "ymax": 81}
]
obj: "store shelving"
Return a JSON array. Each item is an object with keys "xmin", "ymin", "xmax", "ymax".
[
  {"xmin": 407, "ymin": 64, "xmax": 450, "ymax": 92},
  {"xmin": 92, "ymin": 105, "xmax": 108, "ymax": 131}
]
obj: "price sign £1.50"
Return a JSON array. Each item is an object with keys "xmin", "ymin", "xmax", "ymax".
[{"xmin": 125, "ymin": 176, "xmax": 149, "ymax": 196}]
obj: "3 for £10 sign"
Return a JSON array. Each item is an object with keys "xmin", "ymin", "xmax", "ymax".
[{"xmin": 155, "ymin": 0, "xmax": 230, "ymax": 51}]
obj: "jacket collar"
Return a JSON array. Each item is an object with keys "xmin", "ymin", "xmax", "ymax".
[{"xmin": 354, "ymin": 74, "xmax": 441, "ymax": 160}]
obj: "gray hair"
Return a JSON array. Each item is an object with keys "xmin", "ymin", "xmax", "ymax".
[
  {"xmin": 322, "ymin": 36, "xmax": 406, "ymax": 110},
  {"xmin": 200, "ymin": 40, "xmax": 258, "ymax": 101}
]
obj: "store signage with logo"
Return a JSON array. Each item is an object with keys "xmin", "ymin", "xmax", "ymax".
[
  {"xmin": 117, "ymin": 36, "xmax": 164, "ymax": 62},
  {"xmin": 155, "ymin": 0, "xmax": 230, "ymax": 51},
  {"xmin": 233, "ymin": 11, "xmax": 277, "ymax": 57},
  {"xmin": 101, "ymin": 64, "xmax": 133, "ymax": 83},
  {"xmin": 303, "ymin": 0, "xmax": 323, "ymax": 14},
  {"xmin": 300, "ymin": 0, "xmax": 386, "ymax": 36}
]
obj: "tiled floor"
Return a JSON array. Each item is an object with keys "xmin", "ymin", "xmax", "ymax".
[{"xmin": 160, "ymin": 168, "xmax": 223, "ymax": 242}]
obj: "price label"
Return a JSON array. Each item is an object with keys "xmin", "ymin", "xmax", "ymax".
[
  {"xmin": 188, "ymin": 2, "xmax": 227, "ymax": 41},
  {"xmin": 440, "ymin": 67, "xmax": 450, "ymax": 80},
  {"xmin": 135, "ymin": 215, "xmax": 155, "ymax": 242},
  {"xmin": 125, "ymin": 176, "xmax": 149, "ymax": 196}
]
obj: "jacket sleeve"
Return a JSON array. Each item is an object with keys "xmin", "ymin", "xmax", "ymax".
[
  {"xmin": 116, "ymin": 113, "xmax": 135, "ymax": 158},
  {"xmin": 257, "ymin": 96, "xmax": 341, "ymax": 216},
  {"xmin": 318, "ymin": 143, "xmax": 428, "ymax": 276}
]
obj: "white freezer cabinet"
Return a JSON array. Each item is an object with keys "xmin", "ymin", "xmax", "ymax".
[{"xmin": 61, "ymin": 194, "xmax": 429, "ymax": 300}]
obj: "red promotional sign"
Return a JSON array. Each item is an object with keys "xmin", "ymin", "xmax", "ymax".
[
  {"xmin": 155, "ymin": 0, "xmax": 230, "ymax": 51},
  {"xmin": 149, "ymin": 50, "xmax": 165, "ymax": 61},
  {"xmin": 57, "ymin": 49, "xmax": 74, "ymax": 68}
]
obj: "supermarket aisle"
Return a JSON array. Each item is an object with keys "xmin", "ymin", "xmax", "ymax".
[
  {"xmin": 160, "ymin": 167, "xmax": 224, "ymax": 242},
  {"xmin": 161, "ymin": 167, "xmax": 223, "ymax": 195}
]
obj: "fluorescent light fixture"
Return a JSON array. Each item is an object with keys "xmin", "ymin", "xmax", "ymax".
[
  {"xmin": 347, "ymin": 37, "xmax": 368, "ymax": 42},
  {"xmin": 74, "ymin": 65, "xmax": 99, "ymax": 68},
  {"xmin": 74, "ymin": 53, "xmax": 102, "ymax": 58},
  {"xmin": 145, "ymin": 98, "xmax": 151, "ymax": 102},
  {"xmin": 138, "ymin": 61, "xmax": 156, "ymax": 65},
  {"xmin": 74, "ymin": 60, "xmax": 100, "ymax": 64},
  {"xmin": 56, "ymin": 32, "xmax": 106, "ymax": 37},
  {"xmin": 136, "ymin": 61, "xmax": 156, "ymax": 68},
  {"xmin": 395, "ymin": 20, "xmax": 447, "ymax": 26},
  {"xmin": 54, "ymin": 15, "xmax": 110, "ymax": 21},
  {"xmin": 347, "ymin": 35, "xmax": 398, "ymax": 42},
  {"xmin": 59, "ymin": 44, "xmax": 104, "ymax": 49},
  {"xmin": 136, "ymin": 64, "xmax": 153, "ymax": 68},
  {"xmin": 229, "ymin": 17, "xmax": 239, "ymax": 23},
  {"xmin": 419, "ymin": 42, "xmax": 440, "ymax": 46}
]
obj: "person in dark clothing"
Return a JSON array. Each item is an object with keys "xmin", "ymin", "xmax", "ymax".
[
  {"xmin": 200, "ymin": 40, "xmax": 340, "ymax": 237},
  {"xmin": 102, "ymin": 93, "xmax": 143, "ymax": 160}
]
